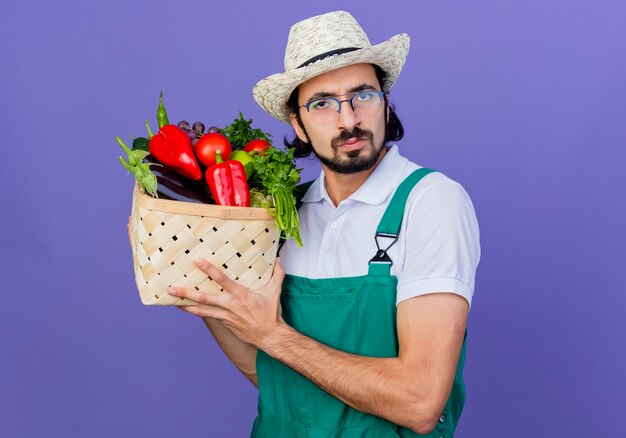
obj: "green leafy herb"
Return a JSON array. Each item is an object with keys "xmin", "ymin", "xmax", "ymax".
[
  {"xmin": 249, "ymin": 147, "xmax": 303, "ymax": 247},
  {"xmin": 220, "ymin": 111, "xmax": 272, "ymax": 149}
]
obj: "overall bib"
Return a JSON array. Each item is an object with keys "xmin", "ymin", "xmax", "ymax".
[{"xmin": 252, "ymin": 168, "xmax": 467, "ymax": 438}]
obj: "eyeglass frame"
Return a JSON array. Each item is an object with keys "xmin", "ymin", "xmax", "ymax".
[{"xmin": 298, "ymin": 90, "xmax": 388, "ymax": 115}]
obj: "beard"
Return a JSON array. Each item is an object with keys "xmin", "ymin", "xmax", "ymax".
[{"xmin": 312, "ymin": 126, "xmax": 385, "ymax": 174}]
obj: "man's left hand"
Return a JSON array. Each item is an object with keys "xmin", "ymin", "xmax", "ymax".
[{"xmin": 168, "ymin": 258, "xmax": 286, "ymax": 348}]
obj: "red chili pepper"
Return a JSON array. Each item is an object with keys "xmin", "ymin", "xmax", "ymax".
[
  {"xmin": 205, "ymin": 151, "xmax": 250, "ymax": 207},
  {"xmin": 148, "ymin": 125, "xmax": 202, "ymax": 181}
]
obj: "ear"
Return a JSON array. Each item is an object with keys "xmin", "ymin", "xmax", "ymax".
[{"xmin": 290, "ymin": 113, "xmax": 310, "ymax": 143}]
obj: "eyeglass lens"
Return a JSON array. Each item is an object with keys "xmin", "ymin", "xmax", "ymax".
[{"xmin": 305, "ymin": 91, "xmax": 384, "ymax": 125}]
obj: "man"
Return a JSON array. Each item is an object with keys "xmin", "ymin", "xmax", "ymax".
[{"xmin": 167, "ymin": 10, "xmax": 480, "ymax": 437}]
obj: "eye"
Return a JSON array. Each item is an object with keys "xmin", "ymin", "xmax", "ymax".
[
  {"xmin": 309, "ymin": 98, "xmax": 333, "ymax": 111},
  {"xmin": 354, "ymin": 91, "xmax": 375, "ymax": 102}
]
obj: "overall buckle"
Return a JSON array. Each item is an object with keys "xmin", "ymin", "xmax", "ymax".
[{"xmin": 368, "ymin": 232, "xmax": 398, "ymax": 266}]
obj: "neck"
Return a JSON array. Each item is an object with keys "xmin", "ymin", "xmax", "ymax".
[{"xmin": 322, "ymin": 147, "xmax": 387, "ymax": 206}]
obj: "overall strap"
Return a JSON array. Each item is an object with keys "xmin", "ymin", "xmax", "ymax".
[
  {"xmin": 368, "ymin": 168, "xmax": 437, "ymax": 276},
  {"xmin": 278, "ymin": 180, "xmax": 315, "ymax": 252}
]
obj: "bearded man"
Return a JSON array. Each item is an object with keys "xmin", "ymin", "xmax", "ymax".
[{"xmin": 169, "ymin": 10, "xmax": 481, "ymax": 437}]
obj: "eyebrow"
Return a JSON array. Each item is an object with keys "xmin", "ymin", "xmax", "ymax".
[{"xmin": 304, "ymin": 83, "xmax": 379, "ymax": 103}]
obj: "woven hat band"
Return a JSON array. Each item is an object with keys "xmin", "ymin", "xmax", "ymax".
[{"xmin": 297, "ymin": 47, "xmax": 360, "ymax": 69}]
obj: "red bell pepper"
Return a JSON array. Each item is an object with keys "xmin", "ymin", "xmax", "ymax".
[
  {"xmin": 205, "ymin": 151, "xmax": 250, "ymax": 207},
  {"xmin": 148, "ymin": 124, "xmax": 202, "ymax": 181}
]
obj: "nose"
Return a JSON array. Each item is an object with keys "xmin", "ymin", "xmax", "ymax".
[{"xmin": 337, "ymin": 99, "xmax": 360, "ymax": 129}]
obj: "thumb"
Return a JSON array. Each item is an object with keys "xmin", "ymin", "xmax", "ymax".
[{"xmin": 270, "ymin": 258, "xmax": 286, "ymax": 286}]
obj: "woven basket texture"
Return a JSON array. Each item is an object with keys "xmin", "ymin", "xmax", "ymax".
[{"xmin": 129, "ymin": 185, "xmax": 278, "ymax": 305}]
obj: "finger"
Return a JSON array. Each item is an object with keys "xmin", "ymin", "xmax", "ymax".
[
  {"xmin": 252, "ymin": 258, "xmax": 285, "ymax": 297},
  {"xmin": 168, "ymin": 286, "xmax": 226, "ymax": 307},
  {"xmin": 269, "ymin": 257, "xmax": 286, "ymax": 286},
  {"xmin": 178, "ymin": 304, "xmax": 228, "ymax": 320},
  {"xmin": 128, "ymin": 217, "xmax": 133, "ymax": 248},
  {"xmin": 193, "ymin": 258, "xmax": 247, "ymax": 296}
]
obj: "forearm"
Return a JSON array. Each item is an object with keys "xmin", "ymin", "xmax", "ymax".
[
  {"xmin": 203, "ymin": 317, "xmax": 258, "ymax": 387},
  {"xmin": 262, "ymin": 322, "xmax": 436, "ymax": 432}
]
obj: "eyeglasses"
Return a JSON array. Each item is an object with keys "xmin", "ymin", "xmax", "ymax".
[{"xmin": 299, "ymin": 90, "xmax": 387, "ymax": 126}]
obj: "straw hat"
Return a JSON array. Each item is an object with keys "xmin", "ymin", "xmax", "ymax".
[{"xmin": 252, "ymin": 11, "xmax": 410, "ymax": 124}]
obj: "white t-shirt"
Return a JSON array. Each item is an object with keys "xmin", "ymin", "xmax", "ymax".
[{"xmin": 280, "ymin": 145, "xmax": 481, "ymax": 309}]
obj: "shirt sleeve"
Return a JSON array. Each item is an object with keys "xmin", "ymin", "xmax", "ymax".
[{"xmin": 396, "ymin": 177, "xmax": 481, "ymax": 309}]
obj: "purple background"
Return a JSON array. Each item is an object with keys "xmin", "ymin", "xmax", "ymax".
[{"xmin": 2, "ymin": 1, "xmax": 625, "ymax": 437}]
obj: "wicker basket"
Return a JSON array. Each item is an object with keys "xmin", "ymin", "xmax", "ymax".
[{"xmin": 129, "ymin": 184, "xmax": 279, "ymax": 305}]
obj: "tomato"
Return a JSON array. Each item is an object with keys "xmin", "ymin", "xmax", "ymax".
[
  {"xmin": 244, "ymin": 139, "xmax": 271, "ymax": 155},
  {"xmin": 195, "ymin": 133, "xmax": 232, "ymax": 167}
]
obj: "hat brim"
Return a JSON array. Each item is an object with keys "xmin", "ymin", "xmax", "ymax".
[{"xmin": 253, "ymin": 33, "xmax": 410, "ymax": 124}]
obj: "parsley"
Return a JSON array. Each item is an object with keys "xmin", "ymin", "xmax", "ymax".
[
  {"xmin": 220, "ymin": 111, "xmax": 273, "ymax": 149},
  {"xmin": 249, "ymin": 147, "xmax": 303, "ymax": 247}
]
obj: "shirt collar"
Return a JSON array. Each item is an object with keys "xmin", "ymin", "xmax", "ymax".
[{"xmin": 301, "ymin": 145, "xmax": 410, "ymax": 206}]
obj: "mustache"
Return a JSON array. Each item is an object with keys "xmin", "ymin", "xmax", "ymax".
[{"xmin": 331, "ymin": 127, "xmax": 373, "ymax": 150}]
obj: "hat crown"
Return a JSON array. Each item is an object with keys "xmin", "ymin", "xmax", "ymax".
[{"xmin": 284, "ymin": 11, "xmax": 372, "ymax": 71}]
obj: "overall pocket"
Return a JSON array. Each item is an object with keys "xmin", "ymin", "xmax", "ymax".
[{"xmin": 280, "ymin": 291, "xmax": 359, "ymax": 393}]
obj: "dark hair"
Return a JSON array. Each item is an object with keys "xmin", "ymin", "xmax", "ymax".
[{"xmin": 283, "ymin": 64, "xmax": 405, "ymax": 158}]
